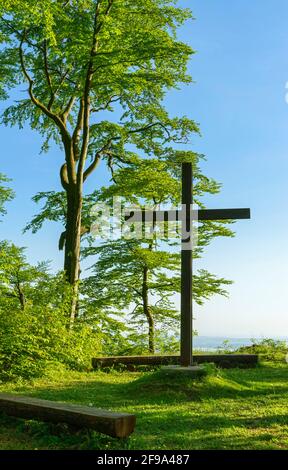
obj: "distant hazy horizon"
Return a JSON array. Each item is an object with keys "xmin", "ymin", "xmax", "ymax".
[
  {"xmin": 193, "ymin": 335, "xmax": 288, "ymax": 352},
  {"xmin": 195, "ymin": 335, "xmax": 288, "ymax": 340}
]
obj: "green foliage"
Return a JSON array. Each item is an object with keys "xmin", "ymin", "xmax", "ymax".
[
  {"xmin": 23, "ymin": 155, "xmax": 234, "ymax": 355},
  {"xmin": 236, "ymin": 339, "xmax": 288, "ymax": 362},
  {"xmin": 24, "ymin": 190, "xmax": 100, "ymax": 235},
  {"xmin": 0, "ymin": 241, "xmax": 50, "ymax": 310},
  {"xmin": 0, "ymin": 1, "xmax": 238, "ymax": 360},
  {"xmin": 0, "ymin": 304, "xmax": 101, "ymax": 381},
  {"xmin": 0, "ymin": 1, "xmax": 196, "ymax": 169},
  {"xmin": 155, "ymin": 331, "xmax": 180, "ymax": 354},
  {"xmin": 0, "ymin": 0, "xmax": 199, "ymax": 314},
  {"xmin": 83, "ymin": 239, "xmax": 180, "ymax": 318},
  {"xmin": 0, "ymin": 242, "xmax": 101, "ymax": 381},
  {"xmin": 0, "ymin": 173, "xmax": 14, "ymax": 218},
  {"xmin": 82, "ymin": 157, "xmax": 233, "ymax": 353}
]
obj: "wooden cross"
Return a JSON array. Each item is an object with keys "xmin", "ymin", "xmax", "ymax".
[{"xmin": 125, "ymin": 163, "xmax": 251, "ymax": 367}]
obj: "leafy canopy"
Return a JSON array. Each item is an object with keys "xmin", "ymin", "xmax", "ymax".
[{"xmin": 0, "ymin": 0, "xmax": 197, "ymax": 176}]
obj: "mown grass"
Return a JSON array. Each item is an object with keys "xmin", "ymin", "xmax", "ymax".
[{"xmin": 0, "ymin": 362, "xmax": 287, "ymax": 450}]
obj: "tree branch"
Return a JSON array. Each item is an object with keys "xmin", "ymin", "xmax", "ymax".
[
  {"xmin": 91, "ymin": 95, "xmax": 120, "ymax": 113},
  {"xmin": 72, "ymin": 98, "xmax": 84, "ymax": 162},
  {"xmin": 60, "ymin": 163, "xmax": 69, "ymax": 190},
  {"xmin": 110, "ymin": 282, "xmax": 142, "ymax": 298},
  {"xmin": 43, "ymin": 40, "xmax": 55, "ymax": 110},
  {"xmin": 130, "ymin": 303, "xmax": 142, "ymax": 315},
  {"xmin": 0, "ymin": 19, "xmax": 44, "ymax": 52},
  {"xmin": 47, "ymin": 66, "xmax": 77, "ymax": 86},
  {"xmin": 62, "ymin": 95, "xmax": 76, "ymax": 124},
  {"xmin": 83, "ymin": 134, "xmax": 121, "ymax": 182},
  {"xmin": 127, "ymin": 122, "xmax": 167, "ymax": 135},
  {"xmin": 2, "ymin": 291, "xmax": 18, "ymax": 300},
  {"xmin": 19, "ymin": 35, "xmax": 71, "ymax": 141},
  {"xmin": 83, "ymin": 151, "xmax": 102, "ymax": 182},
  {"xmin": 78, "ymin": 0, "xmax": 114, "ymax": 185},
  {"xmin": 59, "ymin": 231, "xmax": 66, "ymax": 251}
]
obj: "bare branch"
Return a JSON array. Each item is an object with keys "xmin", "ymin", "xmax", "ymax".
[
  {"xmin": 131, "ymin": 303, "xmax": 142, "ymax": 314},
  {"xmin": 110, "ymin": 283, "xmax": 142, "ymax": 298},
  {"xmin": 103, "ymin": 150, "xmax": 135, "ymax": 169},
  {"xmin": 51, "ymin": 69, "xmax": 76, "ymax": 117}
]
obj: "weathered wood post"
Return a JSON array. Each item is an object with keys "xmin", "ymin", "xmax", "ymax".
[{"xmin": 180, "ymin": 162, "xmax": 193, "ymax": 367}]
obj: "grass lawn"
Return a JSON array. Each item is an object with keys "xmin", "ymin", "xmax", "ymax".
[{"xmin": 0, "ymin": 362, "xmax": 287, "ymax": 450}]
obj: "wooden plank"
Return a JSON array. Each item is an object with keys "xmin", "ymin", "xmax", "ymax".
[
  {"xmin": 92, "ymin": 354, "xmax": 258, "ymax": 369},
  {"xmin": 198, "ymin": 208, "xmax": 251, "ymax": 220},
  {"xmin": 0, "ymin": 393, "xmax": 136, "ymax": 438},
  {"xmin": 125, "ymin": 208, "xmax": 251, "ymax": 223}
]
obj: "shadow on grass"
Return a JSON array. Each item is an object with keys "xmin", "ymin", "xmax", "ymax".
[
  {"xmin": 5, "ymin": 364, "xmax": 288, "ymax": 407},
  {"xmin": 0, "ymin": 364, "xmax": 287, "ymax": 449}
]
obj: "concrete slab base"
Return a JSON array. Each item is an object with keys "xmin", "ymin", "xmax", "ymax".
[{"xmin": 161, "ymin": 365, "xmax": 207, "ymax": 378}]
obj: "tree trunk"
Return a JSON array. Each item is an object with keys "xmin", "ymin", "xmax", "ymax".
[
  {"xmin": 64, "ymin": 185, "xmax": 83, "ymax": 326},
  {"xmin": 19, "ymin": 291, "xmax": 25, "ymax": 311},
  {"xmin": 142, "ymin": 265, "xmax": 155, "ymax": 354},
  {"xmin": 15, "ymin": 276, "xmax": 25, "ymax": 311},
  {"xmin": 17, "ymin": 287, "xmax": 25, "ymax": 311}
]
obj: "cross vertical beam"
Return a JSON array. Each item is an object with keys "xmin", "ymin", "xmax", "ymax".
[
  {"xmin": 180, "ymin": 163, "xmax": 193, "ymax": 367},
  {"xmin": 123, "ymin": 163, "xmax": 250, "ymax": 368}
]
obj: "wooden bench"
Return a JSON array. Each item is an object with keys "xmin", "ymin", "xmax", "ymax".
[
  {"xmin": 92, "ymin": 354, "xmax": 259, "ymax": 369},
  {"xmin": 0, "ymin": 393, "xmax": 136, "ymax": 438}
]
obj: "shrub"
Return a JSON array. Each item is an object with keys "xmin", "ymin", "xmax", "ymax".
[
  {"xmin": 0, "ymin": 304, "xmax": 102, "ymax": 382},
  {"xmin": 236, "ymin": 338, "xmax": 288, "ymax": 362}
]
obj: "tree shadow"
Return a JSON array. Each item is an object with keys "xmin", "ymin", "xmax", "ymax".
[
  {"xmin": 6, "ymin": 365, "xmax": 288, "ymax": 406},
  {"xmin": 0, "ymin": 365, "xmax": 287, "ymax": 449}
]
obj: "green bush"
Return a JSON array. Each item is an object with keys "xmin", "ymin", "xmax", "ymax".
[
  {"xmin": 236, "ymin": 338, "xmax": 288, "ymax": 362},
  {"xmin": 0, "ymin": 304, "xmax": 102, "ymax": 382}
]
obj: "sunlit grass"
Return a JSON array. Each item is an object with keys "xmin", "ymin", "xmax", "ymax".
[{"xmin": 0, "ymin": 362, "xmax": 287, "ymax": 450}]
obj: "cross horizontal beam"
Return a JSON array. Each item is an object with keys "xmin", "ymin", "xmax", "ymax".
[
  {"xmin": 124, "ymin": 208, "xmax": 251, "ymax": 223},
  {"xmin": 198, "ymin": 208, "xmax": 251, "ymax": 221}
]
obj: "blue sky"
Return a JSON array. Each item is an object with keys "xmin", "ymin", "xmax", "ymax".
[{"xmin": 1, "ymin": 0, "xmax": 288, "ymax": 338}]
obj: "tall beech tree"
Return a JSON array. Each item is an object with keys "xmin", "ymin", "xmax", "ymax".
[{"xmin": 0, "ymin": 0, "xmax": 197, "ymax": 321}]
